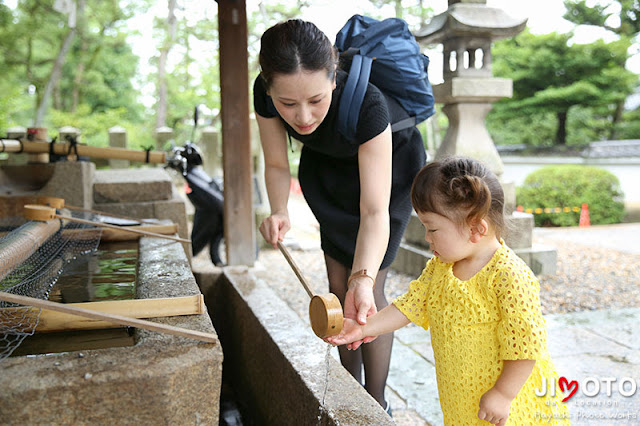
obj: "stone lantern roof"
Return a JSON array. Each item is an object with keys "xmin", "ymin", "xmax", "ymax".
[{"xmin": 415, "ymin": 1, "xmax": 527, "ymax": 44}]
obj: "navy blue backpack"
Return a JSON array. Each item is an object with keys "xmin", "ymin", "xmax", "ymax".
[{"xmin": 335, "ymin": 15, "xmax": 436, "ymax": 141}]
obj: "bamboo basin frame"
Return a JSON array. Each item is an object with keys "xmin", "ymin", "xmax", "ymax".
[
  {"xmin": 0, "ymin": 295, "xmax": 206, "ymax": 333},
  {"xmin": 0, "ymin": 138, "xmax": 166, "ymax": 164},
  {"xmin": 0, "ymin": 291, "xmax": 217, "ymax": 343}
]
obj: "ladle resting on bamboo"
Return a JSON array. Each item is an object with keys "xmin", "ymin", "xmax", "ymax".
[{"xmin": 23, "ymin": 204, "xmax": 191, "ymax": 244}]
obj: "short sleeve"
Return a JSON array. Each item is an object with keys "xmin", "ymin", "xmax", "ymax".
[
  {"xmin": 493, "ymin": 257, "xmax": 547, "ymax": 360},
  {"xmin": 392, "ymin": 258, "xmax": 436, "ymax": 330},
  {"xmin": 253, "ymin": 76, "xmax": 277, "ymax": 118},
  {"xmin": 353, "ymin": 84, "xmax": 390, "ymax": 145}
]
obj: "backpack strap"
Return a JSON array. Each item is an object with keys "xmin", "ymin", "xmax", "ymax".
[
  {"xmin": 338, "ymin": 53, "xmax": 373, "ymax": 141},
  {"xmin": 390, "ymin": 116, "xmax": 417, "ymax": 133}
]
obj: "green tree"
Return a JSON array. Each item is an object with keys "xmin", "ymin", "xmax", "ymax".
[
  {"xmin": 563, "ymin": 0, "xmax": 640, "ymax": 138},
  {"xmin": 489, "ymin": 30, "xmax": 637, "ymax": 146}
]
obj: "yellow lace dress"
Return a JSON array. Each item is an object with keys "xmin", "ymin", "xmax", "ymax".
[{"xmin": 393, "ymin": 241, "xmax": 571, "ymax": 425}]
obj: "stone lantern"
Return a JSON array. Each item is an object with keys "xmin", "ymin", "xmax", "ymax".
[
  {"xmin": 391, "ymin": 1, "xmax": 557, "ymax": 276},
  {"xmin": 414, "ymin": 0, "xmax": 527, "ymax": 178}
]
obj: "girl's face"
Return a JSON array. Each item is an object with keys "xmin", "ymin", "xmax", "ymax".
[
  {"xmin": 268, "ymin": 69, "xmax": 336, "ymax": 135},
  {"xmin": 416, "ymin": 210, "xmax": 472, "ymax": 264}
]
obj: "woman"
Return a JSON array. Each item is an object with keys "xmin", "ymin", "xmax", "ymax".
[{"xmin": 254, "ymin": 19, "xmax": 426, "ymax": 413}]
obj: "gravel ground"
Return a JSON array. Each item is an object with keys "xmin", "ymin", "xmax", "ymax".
[
  {"xmin": 532, "ymin": 233, "xmax": 640, "ymax": 314},
  {"xmin": 252, "ymin": 228, "xmax": 640, "ymax": 321}
]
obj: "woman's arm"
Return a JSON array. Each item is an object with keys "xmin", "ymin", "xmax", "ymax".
[
  {"xmin": 477, "ymin": 359, "xmax": 536, "ymax": 426},
  {"xmin": 345, "ymin": 124, "xmax": 393, "ymax": 324},
  {"xmin": 256, "ymin": 114, "xmax": 292, "ymax": 247}
]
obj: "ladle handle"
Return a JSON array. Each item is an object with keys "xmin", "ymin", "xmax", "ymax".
[
  {"xmin": 56, "ymin": 213, "xmax": 191, "ymax": 244},
  {"xmin": 277, "ymin": 241, "xmax": 315, "ymax": 299}
]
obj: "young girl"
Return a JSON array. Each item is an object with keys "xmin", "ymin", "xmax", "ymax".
[{"xmin": 327, "ymin": 157, "xmax": 571, "ymax": 425}]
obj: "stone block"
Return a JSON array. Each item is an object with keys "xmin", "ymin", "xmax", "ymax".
[
  {"xmin": 94, "ymin": 188, "xmax": 190, "ymax": 260},
  {"xmin": 40, "ymin": 161, "xmax": 96, "ymax": 208},
  {"xmin": 404, "ymin": 211, "xmax": 429, "ymax": 248},
  {"xmin": 93, "ymin": 168, "xmax": 173, "ymax": 203},
  {"xmin": 392, "ymin": 243, "xmax": 433, "ymax": 278},
  {"xmin": 194, "ymin": 266, "xmax": 394, "ymax": 425},
  {"xmin": 514, "ymin": 243, "xmax": 557, "ymax": 276},
  {"xmin": 0, "ymin": 237, "xmax": 222, "ymax": 424},
  {"xmin": 504, "ymin": 211, "xmax": 533, "ymax": 249}
]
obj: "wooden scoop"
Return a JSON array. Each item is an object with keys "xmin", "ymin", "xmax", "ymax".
[
  {"xmin": 23, "ymin": 204, "xmax": 191, "ymax": 244},
  {"xmin": 277, "ymin": 241, "xmax": 343, "ymax": 338}
]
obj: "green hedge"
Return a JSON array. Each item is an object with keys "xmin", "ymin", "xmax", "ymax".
[{"xmin": 516, "ymin": 165, "xmax": 625, "ymax": 227}]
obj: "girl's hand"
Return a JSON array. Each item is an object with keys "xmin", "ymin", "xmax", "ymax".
[
  {"xmin": 325, "ymin": 318, "xmax": 365, "ymax": 348},
  {"xmin": 259, "ymin": 213, "xmax": 290, "ymax": 248},
  {"xmin": 477, "ymin": 387, "xmax": 512, "ymax": 426}
]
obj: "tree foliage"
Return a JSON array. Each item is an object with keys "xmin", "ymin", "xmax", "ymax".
[
  {"xmin": 564, "ymin": 0, "xmax": 640, "ymax": 37},
  {"xmin": 488, "ymin": 30, "xmax": 637, "ymax": 146},
  {"xmin": 0, "ymin": 0, "xmax": 148, "ymax": 146}
]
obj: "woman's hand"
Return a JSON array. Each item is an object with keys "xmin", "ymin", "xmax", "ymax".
[
  {"xmin": 477, "ymin": 386, "xmax": 512, "ymax": 425},
  {"xmin": 259, "ymin": 213, "xmax": 290, "ymax": 248},
  {"xmin": 343, "ymin": 278, "xmax": 377, "ymax": 350}
]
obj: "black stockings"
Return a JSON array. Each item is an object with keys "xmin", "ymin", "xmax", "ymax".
[{"xmin": 324, "ymin": 254, "xmax": 393, "ymax": 407}]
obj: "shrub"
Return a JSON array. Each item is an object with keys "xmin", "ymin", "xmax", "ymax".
[{"xmin": 516, "ymin": 165, "xmax": 625, "ymax": 227}]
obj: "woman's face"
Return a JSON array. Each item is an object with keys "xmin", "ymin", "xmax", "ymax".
[{"xmin": 268, "ymin": 69, "xmax": 335, "ymax": 135}]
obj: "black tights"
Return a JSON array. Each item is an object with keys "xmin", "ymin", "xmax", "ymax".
[{"xmin": 324, "ymin": 254, "xmax": 393, "ymax": 407}]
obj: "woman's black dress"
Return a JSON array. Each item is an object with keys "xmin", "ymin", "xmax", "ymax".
[{"xmin": 253, "ymin": 70, "xmax": 426, "ymax": 269}]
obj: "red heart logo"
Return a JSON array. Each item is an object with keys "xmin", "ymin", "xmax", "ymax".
[{"xmin": 559, "ymin": 376, "xmax": 578, "ymax": 402}]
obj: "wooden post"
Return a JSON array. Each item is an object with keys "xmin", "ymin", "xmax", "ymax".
[
  {"xmin": 5, "ymin": 126, "xmax": 27, "ymax": 166},
  {"xmin": 108, "ymin": 126, "xmax": 130, "ymax": 169},
  {"xmin": 218, "ymin": 0, "xmax": 255, "ymax": 266},
  {"xmin": 26, "ymin": 127, "xmax": 49, "ymax": 163},
  {"xmin": 155, "ymin": 126, "xmax": 174, "ymax": 152}
]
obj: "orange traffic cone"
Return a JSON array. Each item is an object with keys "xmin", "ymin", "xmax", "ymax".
[{"xmin": 579, "ymin": 203, "xmax": 590, "ymax": 227}]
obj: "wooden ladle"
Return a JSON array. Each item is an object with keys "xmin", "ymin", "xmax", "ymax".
[
  {"xmin": 23, "ymin": 204, "xmax": 191, "ymax": 244},
  {"xmin": 277, "ymin": 241, "xmax": 343, "ymax": 338}
]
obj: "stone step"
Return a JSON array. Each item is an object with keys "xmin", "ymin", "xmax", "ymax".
[
  {"xmin": 392, "ymin": 241, "xmax": 557, "ymax": 277},
  {"xmin": 94, "ymin": 168, "xmax": 173, "ymax": 203}
]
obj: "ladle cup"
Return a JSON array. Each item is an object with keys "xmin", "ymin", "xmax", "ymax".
[{"xmin": 277, "ymin": 241, "xmax": 343, "ymax": 338}]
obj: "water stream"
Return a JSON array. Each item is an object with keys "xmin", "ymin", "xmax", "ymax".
[{"xmin": 317, "ymin": 342, "xmax": 334, "ymax": 425}]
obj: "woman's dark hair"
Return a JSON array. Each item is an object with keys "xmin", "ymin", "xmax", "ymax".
[
  {"xmin": 411, "ymin": 157, "xmax": 506, "ymax": 238},
  {"xmin": 259, "ymin": 19, "xmax": 337, "ymax": 89}
]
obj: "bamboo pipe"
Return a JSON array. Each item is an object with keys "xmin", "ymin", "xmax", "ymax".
[
  {"xmin": 0, "ymin": 219, "xmax": 61, "ymax": 282},
  {"xmin": 1, "ymin": 295, "xmax": 205, "ymax": 333},
  {"xmin": 277, "ymin": 241, "xmax": 343, "ymax": 338},
  {"xmin": 0, "ymin": 291, "xmax": 217, "ymax": 343},
  {"xmin": 24, "ymin": 205, "xmax": 191, "ymax": 244},
  {"xmin": 0, "ymin": 138, "xmax": 165, "ymax": 164}
]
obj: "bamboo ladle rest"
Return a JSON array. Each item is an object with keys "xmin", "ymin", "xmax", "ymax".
[
  {"xmin": 277, "ymin": 241, "xmax": 343, "ymax": 338},
  {"xmin": 23, "ymin": 204, "xmax": 191, "ymax": 244}
]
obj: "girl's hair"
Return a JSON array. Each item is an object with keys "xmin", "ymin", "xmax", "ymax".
[
  {"xmin": 411, "ymin": 157, "xmax": 506, "ymax": 238},
  {"xmin": 258, "ymin": 19, "xmax": 337, "ymax": 90}
]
